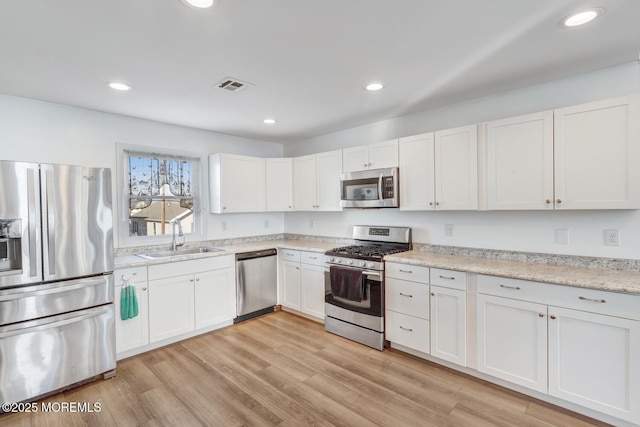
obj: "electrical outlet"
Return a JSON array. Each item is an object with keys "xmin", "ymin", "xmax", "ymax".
[
  {"xmin": 444, "ymin": 224, "xmax": 454, "ymax": 237},
  {"xmin": 554, "ymin": 229, "xmax": 569, "ymax": 245},
  {"xmin": 604, "ymin": 229, "xmax": 620, "ymax": 246}
]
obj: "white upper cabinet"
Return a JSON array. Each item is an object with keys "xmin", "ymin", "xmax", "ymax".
[
  {"xmin": 209, "ymin": 153, "xmax": 266, "ymax": 213},
  {"xmin": 399, "ymin": 133, "xmax": 435, "ymax": 210},
  {"xmin": 293, "ymin": 150, "xmax": 342, "ymax": 211},
  {"xmin": 486, "ymin": 111, "xmax": 554, "ymax": 210},
  {"xmin": 554, "ymin": 95, "xmax": 640, "ymax": 209},
  {"xmin": 266, "ymin": 158, "xmax": 293, "ymax": 211},
  {"xmin": 343, "ymin": 139, "xmax": 398, "ymax": 172},
  {"xmin": 399, "ymin": 125, "xmax": 478, "ymax": 210},
  {"xmin": 485, "ymin": 95, "xmax": 640, "ymax": 210}
]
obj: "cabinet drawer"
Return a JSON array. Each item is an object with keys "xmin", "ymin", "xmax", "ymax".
[
  {"xmin": 550, "ymin": 285, "xmax": 640, "ymax": 321},
  {"xmin": 115, "ymin": 266, "xmax": 147, "ymax": 286},
  {"xmin": 478, "ymin": 274, "xmax": 640, "ymax": 320},
  {"xmin": 385, "ymin": 310, "xmax": 430, "ymax": 354},
  {"xmin": 300, "ymin": 251, "xmax": 324, "ymax": 266},
  {"xmin": 280, "ymin": 249, "xmax": 301, "ymax": 263},
  {"xmin": 430, "ymin": 268, "xmax": 466, "ymax": 290},
  {"xmin": 477, "ymin": 274, "xmax": 546, "ymax": 301},
  {"xmin": 386, "ymin": 262, "xmax": 429, "ymax": 283},
  {"xmin": 386, "ymin": 278, "xmax": 429, "ymax": 320}
]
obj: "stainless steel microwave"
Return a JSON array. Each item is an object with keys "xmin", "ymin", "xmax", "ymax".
[{"xmin": 340, "ymin": 167, "xmax": 399, "ymax": 208}]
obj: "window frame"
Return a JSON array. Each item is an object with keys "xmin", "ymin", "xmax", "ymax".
[{"xmin": 116, "ymin": 143, "xmax": 206, "ymax": 247}]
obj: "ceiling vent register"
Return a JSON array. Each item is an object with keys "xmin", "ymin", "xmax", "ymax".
[{"xmin": 216, "ymin": 77, "xmax": 253, "ymax": 93}]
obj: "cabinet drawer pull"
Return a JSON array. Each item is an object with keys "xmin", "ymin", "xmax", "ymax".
[
  {"xmin": 309, "ymin": 256, "xmax": 318, "ymax": 260},
  {"xmin": 286, "ymin": 253, "xmax": 294, "ymax": 256},
  {"xmin": 399, "ymin": 326, "xmax": 413, "ymax": 332},
  {"xmin": 439, "ymin": 275, "xmax": 455, "ymax": 280},
  {"xmin": 499, "ymin": 284, "xmax": 521, "ymax": 290},
  {"xmin": 399, "ymin": 292, "xmax": 413, "ymax": 298},
  {"xmin": 399, "ymin": 269, "xmax": 413, "ymax": 274},
  {"xmin": 579, "ymin": 296, "xmax": 606, "ymax": 303}
]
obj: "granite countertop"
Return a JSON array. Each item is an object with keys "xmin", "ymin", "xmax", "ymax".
[
  {"xmin": 115, "ymin": 239, "xmax": 338, "ymax": 269},
  {"xmin": 385, "ymin": 250, "xmax": 640, "ymax": 295},
  {"xmin": 115, "ymin": 235, "xmax": 640, "ymax": 296}
]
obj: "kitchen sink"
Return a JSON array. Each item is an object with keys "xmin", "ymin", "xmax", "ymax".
[{"xmin": 136, "ymin": 247, "xmax": 224, "ymax": 259}]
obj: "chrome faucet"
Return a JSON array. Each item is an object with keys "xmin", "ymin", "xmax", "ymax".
[{"xmin": 171, "ymin": 218, "xmax": 185, "ymax": 251}]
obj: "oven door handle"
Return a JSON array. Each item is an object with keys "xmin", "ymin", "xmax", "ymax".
[
  {"xmin": 378, "ymin": 173, "xmax": 384, "ymax": 201},
  {"xmin": 325, "ymin": 267, "xmax": 381, "ymax": 279}
]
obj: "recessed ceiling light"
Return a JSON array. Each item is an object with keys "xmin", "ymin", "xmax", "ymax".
[
  {"xmin": 107, "ymin": 82, "xmax": 132, "ymax": 91},
  {"xmin": 180, "ymin": 0, "xmax": 218, "ymax": 9},
  {"xmin": 366, "ymin": 82, "xmax": 384, "ymax": 91},
  {"xmin": 263, "ymin": 119, "xmax": 277, "ymax": 125},
  {"xmin": 563, "ymin": 8, "xmax": 603, "ymax": 27}
]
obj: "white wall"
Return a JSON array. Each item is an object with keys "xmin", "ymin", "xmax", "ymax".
[
  {"xmin": 284, "ymin": 62, "xmax": 640, "ymax": 259},
  {"xmin": 0, "ymin": 94, "xmax": 285, "ymax": 248}
]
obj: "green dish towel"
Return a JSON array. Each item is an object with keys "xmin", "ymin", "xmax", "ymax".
[{"xmin": 120, "ymin": 277, "xmax": 139, "ymax": 320}]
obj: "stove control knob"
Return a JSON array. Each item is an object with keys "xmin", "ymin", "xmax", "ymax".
[
  {"xmin": 336, "ymin": 258, "xmax": 341, "ymax": 263},
  {"xmin": 347, "ymin": 260, "xmax": 353, "ymax": 265},
  {"xmin": 359, "ymin": 261, "xmax": 365, "ymax": 267},
  {"xmin": 366, "ymin": 262, "xmax": 374, "ymax": 268},
  {"xmin": 328, "ymin": 257, "xmax": 335, "ymax": 262}
]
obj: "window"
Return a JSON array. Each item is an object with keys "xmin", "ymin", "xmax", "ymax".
[{"xmin": 126, "ymin": 151, "xmax": 198, "ymax": 238}]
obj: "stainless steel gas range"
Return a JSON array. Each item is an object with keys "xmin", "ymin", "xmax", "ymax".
[{"xmin": 324, "ymin": 225, "xmax": 412, "ymax": 350}]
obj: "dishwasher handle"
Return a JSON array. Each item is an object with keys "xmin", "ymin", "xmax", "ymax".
[{"xmin": 236, "ymin": 248, "xmax": 277, "ymax": 261}]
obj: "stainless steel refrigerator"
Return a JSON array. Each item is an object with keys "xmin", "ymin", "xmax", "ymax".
[{"xmin": 0, "ymin": 161, "xmax": 115, "ymax": 405}]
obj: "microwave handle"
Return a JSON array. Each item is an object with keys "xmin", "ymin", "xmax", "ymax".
[{"xmin": 378, "ymin": 173, "xmax": 384, "ymax": 200}]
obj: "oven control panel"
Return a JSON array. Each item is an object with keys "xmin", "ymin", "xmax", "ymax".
[{"xmin": 325, "ymin": 255, "xmax": 381, "ymax": 271}]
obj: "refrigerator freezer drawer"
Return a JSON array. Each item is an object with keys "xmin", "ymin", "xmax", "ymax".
[
  {"xmin": 0, "ymin": 274, "xmax": 113, "ymax": 326},
  {"xmin": 0, "ymin": 304, "xmax": 116, "ymax": 405}
]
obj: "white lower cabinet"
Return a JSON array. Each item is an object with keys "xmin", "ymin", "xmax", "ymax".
[
  {"xmin": 114, "ymin": 266, "xmax": 149, "ymax": 354},
  {"xmin": 385, "ymin": 263, "xmax": 431, "ymax": 355},
  {"xmin": 300, "ymin": 263, "xmax": 325, "ymax": 320},
  {"xmin": 149, "ymin": 274, "xmax": 195, "ymax": 343},
  {"xmin": 386, "ymin": 263, "xmax": 467, "ymax": 367},
  {"xmin": 476, "ymin": 293, "xmax": 548, "ymax": 393},
  {"xmin": 278, "ymin": 249, "xmax": 325, "ymax": 321},
  {"xmin": 194, "ymin": 267, "xmax": 236, "ymax": 329},
  {"xmin": 281, "ymin": 260, "xmax": 301, "ymax": 311},
  {"xmin": 477, "ymin": 274, "xmax": 640, "ymax": 424},
  {"xmin": 548, "ymin": 306, "xmax": 640, "ymax": 422},
  {"xmin": 147, "ymin": 255, "xmax": 235, "ymax": 344},
  {"xmin": 430, "ymin": 285, "xmax": 466, "ymax": 366}
]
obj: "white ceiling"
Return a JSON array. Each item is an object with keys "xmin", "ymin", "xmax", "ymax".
[{"xmin": 1, "ymin": 1, "xmax": 639, "ymax": 144}]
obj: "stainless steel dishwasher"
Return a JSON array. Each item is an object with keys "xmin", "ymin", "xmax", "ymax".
[{"xmin": 234, "ymin": 249, "xmax": 278, "ymax": 323}]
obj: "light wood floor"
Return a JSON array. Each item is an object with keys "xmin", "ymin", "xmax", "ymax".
[{"xmin": 2, "ymin": 311, "xmax": 611, "ymax": 427}]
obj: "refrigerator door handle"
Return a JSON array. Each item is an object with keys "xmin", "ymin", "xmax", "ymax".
[
  {"xmin": 27, "ymin": 168, "xmax": 38, "ymax": 278},
  {"xmin": 44, "ymin": 169, "xmax": 56, "ymax": 276}
]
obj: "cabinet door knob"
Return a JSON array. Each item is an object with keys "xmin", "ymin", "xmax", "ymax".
[
  {"xmin": 538, "ymin": 313, "xmax": 544, "ymax": 317},
  {"xmin": 142, "ymin": 287, "xmax": 147, "ymax": 291},
  {"xmin": 550, "ymin": 315, "xmax": 556, "ymax": 320},
  {"xmin": 556, "ymin": 199, "xmax": 562, "ymax": 204},
  {"xmin": 429, "ymin": 202, "xmax": 433, "ymax": 206},
  {"xmin": 435, "ymin": 202, "xmax": 440, "ymax": 206},
  {"xmin": 545, "ymin": 199, "xmax": 551, "ymax": 204},
  {"xmin": 190, "ymin": 278, "xmax": 194, "ymax": 282},
  {"xmin": 196, "ymin": 278, "xmax": 200, "ymax": 282},
  {"xmin": 431, "ymin": 292, "xmax": 435, "ymax": 296}
]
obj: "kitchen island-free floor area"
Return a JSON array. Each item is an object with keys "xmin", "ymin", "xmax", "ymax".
[{"xmin": 2, "ymin": 312, "xmax": 608, "ymax": 427}]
